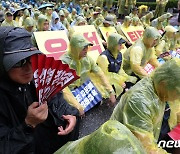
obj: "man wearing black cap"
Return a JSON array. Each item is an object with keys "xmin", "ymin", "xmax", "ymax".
[
  {"xmin": 0, "ymin": 27, "xmax": 79, "ymax": 154},
  {"xmin": 1, "ymin": 11, "xmax": 19, "ymax": 27}
]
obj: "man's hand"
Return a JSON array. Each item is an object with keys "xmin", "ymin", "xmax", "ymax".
[
  {"xmin": 121, "ymin": 82, "xmax": 126, "ymax": 88},
  {"xmin": 108, "ymin": 94, "xmax": 116, "ymax": 106},
  {"xmin": 58, "ymin": 115, "xmax": 76, "ymax": 136},
  {"xmin": 25, "ymin": 102, "xmax": 48, "ymax": 128}
]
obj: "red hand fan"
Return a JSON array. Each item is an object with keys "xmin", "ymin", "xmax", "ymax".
[{"xmin": 31, "ymin": 54, "xmax": 79, "ymax": 105}]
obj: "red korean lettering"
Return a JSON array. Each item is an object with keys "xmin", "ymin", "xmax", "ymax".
[
  {"xmin": 136, "ymin": 30, "xmax": 144, "ymax": 37},
  {"xmin": 45, "ymin": 38, "xmax": 67, "ymax": 53},
  {"xmin": 127, "ymin": 31, "xmax": 139, "ymax": 42},
  {"xmin": 83, "ymin": 32, "xmax": 102, "ymax": 53}
]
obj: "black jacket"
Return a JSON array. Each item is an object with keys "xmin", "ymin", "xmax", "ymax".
[{"xmin": 0, "ymin": 76, "xmax": 79, "ymax": 154}]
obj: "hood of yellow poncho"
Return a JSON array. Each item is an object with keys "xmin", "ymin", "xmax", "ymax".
[
  {"xmin": 69, "ymin": 34, "xmax": 92, "ymax": 60},
  {"xmin": 107, "ymin": 33, "xmax": 125, "ymax": 57},
  {"xmin": 37, "ymin": 14, "xmax": 49, "ymax": 31},
  {"xmin": 142, "ymin": 26, "xmax": 161, "ymax": 46},
  {"xmin": 24, "ymin": 17, "xmax": 34, "ymax": 28},
  {"xmin": 152, "ymin": 58, "xmax": 180, "ymax": 96}
]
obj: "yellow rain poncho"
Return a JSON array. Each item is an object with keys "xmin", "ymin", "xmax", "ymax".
[
  {"xmin": 116, "ymin": 16, "xmax": 132, "ymax": 36},
  {"xmin": 141, "ymin": 12, "xmax": 154, "ymax": 28},
  {"xmin": 155, "ymin": 26, "xmax": 178, "ymax": 57},
  {"xmin": 18, "ymin": 9, "xmax": 30, "ymax": 27},
  {"xmin": 61, "ymin": 34, "xmax": 115, "ymax": 111},
  {"xmin": 125, "ymin": 0, "xmax": 137, "ymax": 14},
  {"xmin": 105, "ymin": 0, "xmax": 114, "ymax": 10},
  {"xmin": 154, "ymin": 0, "xmax": 169, "ymax": 18},
  {"xmin": 55, "ymin": 120, "xmax": 146, "ymax": 154},
  {"xmin": 118, "ymin": 0, "xmax": 126, "ymax": 15},
  {"xmin": 123, "ymin": 27, "xmax": 161, "ymax": 78},
  {"xmin": 111, "ymin": 58, "xmax": 180, "ymax": 154},
  {"xmin": 23, "ymin": 17, "xmax": 36, "ymax": 32},
  {"xmin": 37, "ymin": 14, "xmax": 49, "ymax": 31},
  {"xmin": 175, "ymin": 27, "xmax": 180, "ymax": 50},
  {"xmin": 1, "ymin": 12, "xmax": 19, "ymax": 27},
  {"xmin": 138, "ymin": 5, "xmax": 148, "ymax": 17},
  {"xmin": 97, "ymin": 33, "xmax": 137, "ymax": 96}
]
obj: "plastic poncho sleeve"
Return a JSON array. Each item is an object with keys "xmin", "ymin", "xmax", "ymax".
[
  {"xmin": 155, "ymin": 40, "xmax": 165, "ymax": 56},
  {"xmin": 111, "ymin": 93, "xmax": 167, "ymax": 153},
  {"xmin": 88, "ymin": 56, "xmax": 114, "ymax": 97},
  {"xmin": 130, "ymin": 46, "xmax": 148, "ymax": 78},
  {"xmin": 123, "ymin": 102, "xmax": 167, "ymax": 154},
  {"xmin": 62, "ymin": 87, "xmax": 84, "ymax": 114},
  {"xmin": 148, "ymin": 48, "xmax": 160, "ymax": 68}
]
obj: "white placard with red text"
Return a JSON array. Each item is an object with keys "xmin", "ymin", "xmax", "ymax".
[
  {"xmin": 121, "ymin": 26, "xmax": 144, "ymax": 44},
  {"xmin": 33, "ymin": 30, "xmax": 69, "ymax": 60}
]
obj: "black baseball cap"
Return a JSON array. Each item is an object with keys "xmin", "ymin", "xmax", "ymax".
[{"xmin": 0, "ymin": 27, "xmax": 41, "ymax": 71}]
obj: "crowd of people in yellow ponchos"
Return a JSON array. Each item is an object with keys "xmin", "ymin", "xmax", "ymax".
[{"xmin": 0, "ymin": 0, "xmax": 180, "ymax": 153}]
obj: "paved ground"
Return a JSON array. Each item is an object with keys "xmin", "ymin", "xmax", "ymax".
[{"xmin": 78, "ymin": 102, "xmax": 116, "ymax": 138}]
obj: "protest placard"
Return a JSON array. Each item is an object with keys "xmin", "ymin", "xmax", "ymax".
[
  {"xmin": 71, "ymin": 79, "xmax": 102, "ymax": 112},
  {"xmin": 33, "ymin": 30, "xmax": 69, "ymax": 60},
  {"xmin": 121, "ymin": 26, "xmax": 144, "ymax": 44},
  {"xmin": 99, "ymin": 26, "xmax": 117, "ymax": 41}
]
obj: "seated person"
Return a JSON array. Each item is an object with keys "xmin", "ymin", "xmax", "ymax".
[
  {"xmin": 111, "ymin": 58, "xmax": 180, "ymax": 154},
  {"xmin": 61, "ymin": 34, "xmax": 116, "ymax": 107},
  {"xmin": 0, "ymin": 27, "xmax": 79, "ymax": 154},
  {"xmin": 97, "ymin": 33, "xmax": 137, "ymax": 97},
  {"xmin": 123, "ymin": 27, "xmax": 161, "ymax": 79}
]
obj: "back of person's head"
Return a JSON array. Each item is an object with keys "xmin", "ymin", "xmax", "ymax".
[
  {"xmin": 0, "ymin": 27, "xmax": 41, "ymax": 78},
  {"xmin": 132, "ymin": 17, "xmax": 139, "ymax": 26},
  {"xmin": 75, "ymin": 16, "xmax": 87, "ymax": 26},
  {"xmin": 24, "ymin": 17, "xmax": 35, "ymax": 32},
  {"xmin": 123, "ymin": 16, "xmax": 132, "ymax": 26},
  {"xmin": 152, "ymin": 58, "xmax": 180, "ymax": 98},
  {"xmin": 143, "ymin": 26, "xmax": 161, "ymax": 40}
]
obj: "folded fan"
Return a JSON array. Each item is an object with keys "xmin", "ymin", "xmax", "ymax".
[{"xmin": 31, "ymin": 54, "xmax": 79, "ymax": 105}]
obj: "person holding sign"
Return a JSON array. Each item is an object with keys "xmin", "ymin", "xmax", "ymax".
[
  {"xmin": 0, "ymin": 27, "xmax": 80, "ymax": 154},
  {"xmin": 155, "ymin": 25, "xmax": 178, "ymax": 59},
  {"xmin": 123, "ymin": 26, "xmax": 161, "ymax": 79},
  {"xmin": 97, "ymin": 33, "xmax": 137, "ymax": 97},
  {"xmin": 111, "ymin": 58, "xmax": 180, "ymax": 154},
  {"xmin": 61, "ymin": 34, "xmax": 116, "ymax": 107}
]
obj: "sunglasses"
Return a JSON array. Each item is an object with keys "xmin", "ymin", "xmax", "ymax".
[{"xmin": 12, "ymin": 57, "xmax": 31, "ymax": 68}]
